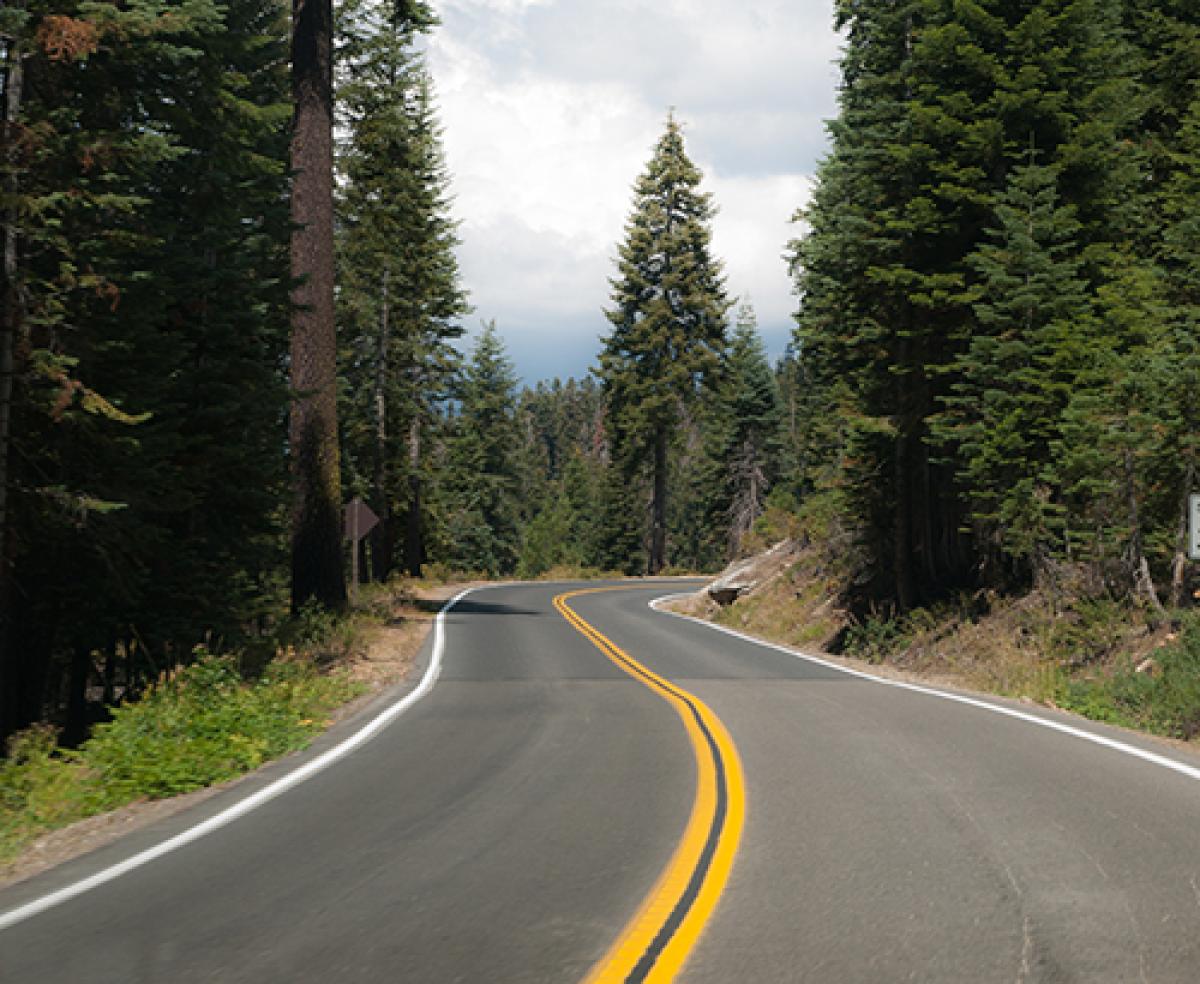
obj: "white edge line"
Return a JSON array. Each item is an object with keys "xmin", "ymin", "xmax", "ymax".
[
  {"xmin": 648, "ymin": 593, "xmax": 1200, "ymax": 785},
  {"xmin": 0, "ymin": 586, "xmax": 477, "ymax": 933}
]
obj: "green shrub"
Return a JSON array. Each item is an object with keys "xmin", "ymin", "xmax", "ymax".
[
  {"xmin": 0, "ymin": 726, "xmax": 100, "ymax": 864},
  {"xmin": 82, "ymin": 651, "xmax": 362, "ymax": 799},
  {"xmin": 1046, "ymin": 598, "xmax": 1127, "ymax": 667},
  {"xmin": 844, "ymin": 614, "xmax": 909, "ymax": 664},
  {"xmin": 1, "ymin": 650, "xmax": 365, "ymax": 866}
]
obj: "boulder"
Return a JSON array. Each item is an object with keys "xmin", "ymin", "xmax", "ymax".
[{"xmin": 704, "ymin": 540, "xmax": 793, "ymax": 606}]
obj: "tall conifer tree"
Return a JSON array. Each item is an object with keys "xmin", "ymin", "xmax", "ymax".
[
  {"xmin": 289, "ymin": 0, "xmax": 344, "ymax": 610},
  {"xmin": 716, "ymin": 303, "xmax": 783, "ymax": 557},
  {"xmin": 336, "ymin": 0, "xmax": 464, "ymax": 579},
  {"xmin": 791, "ymin": 0, "xmax": 1138, "ymax": 607},
  {"xmin": 442, "ymin": 322, "xmax": 523, "ymax": 576},
  {"xmin": 598, "ymin": 113, "xmax": 729, "ymax": 575}
]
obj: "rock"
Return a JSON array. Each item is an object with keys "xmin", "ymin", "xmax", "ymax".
[
  {"xmin": 704, "ymin": 540, "xmax": 794, "ymax": 606},
  {"xmin": 709, "ymin": 581, "xmax": 753, "ymax": 606}
]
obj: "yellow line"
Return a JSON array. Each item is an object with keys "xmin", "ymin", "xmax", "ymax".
[{"xmin": 554, "ymin": 587, "xmax": 745, "ymax": 983}]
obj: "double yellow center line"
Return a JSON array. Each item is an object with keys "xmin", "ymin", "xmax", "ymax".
[{"xmin": 553, "ymin": 587, "xmax": 746, "ymax": 983}]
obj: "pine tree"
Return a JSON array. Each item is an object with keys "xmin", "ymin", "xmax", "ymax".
[
  {"xmin": 715, "ymin": 303, "xmax": 783, "ymax": 557},
  {"xmin": 1136, "ymin": 1, "xmax": 1200, "ymax": 606},
  {"xmin": 790, "ymin": 0, "xmax": 1139, "ymax": 608},
  {"xmin": 336, "ymin": 0, "xmax": 464, "ymax": 580},
  {"xmin": 936, "ymin": 152, "xmax": 1091, "ymax": 583},
  {"xmin": 442, "ymin": 322, "xmax": 522, "ymax": 576},
  {"xmin": 1054, "ymin": 258, "xmax": 1172, "ymax": 617},
  {"xmin": 0, "ymin": 0, "xmax": 293, "ymax": 741},
  {"xmin": 597, "ymin": 113, "xmax": 729, "ymax": 574}
]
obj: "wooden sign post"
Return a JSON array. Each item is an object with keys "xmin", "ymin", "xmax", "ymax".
[{"xmin": 344, "ymin": 497, "xmax": 380, "ymax": 599}]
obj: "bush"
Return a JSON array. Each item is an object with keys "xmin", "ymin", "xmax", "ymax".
[
  {"xmin": 83, "ymin": 651, "xmax": 362, "ymax": 799},
  {"xmin": 843, "ymin": 614, "xmax": 909, "ymax": 664},
  {"xmin": 1, "ymin": 650, "xmax": 364, "ymax": 865},
  {"xmin": 0, "ymin": 726, "xmax": 99, "ymax": 864}
]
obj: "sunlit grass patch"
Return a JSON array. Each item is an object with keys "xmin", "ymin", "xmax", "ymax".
[{"xmin": 0, "ymin": 650, "xmax": 364, "ymax": 869}]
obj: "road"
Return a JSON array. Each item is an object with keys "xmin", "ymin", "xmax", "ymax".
[{"xmin": 2, "ymin": 580, "xmax": 1200, "ymax": 982}]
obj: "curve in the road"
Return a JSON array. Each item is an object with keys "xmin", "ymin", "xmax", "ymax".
[{"xmin": 554, "ymin": 587, "xmax": 745, "ymax": 984}]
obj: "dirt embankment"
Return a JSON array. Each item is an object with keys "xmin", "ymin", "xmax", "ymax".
[{"xmin": 671, "ymin": 541, "xmax": 1194, "ymax": 739}]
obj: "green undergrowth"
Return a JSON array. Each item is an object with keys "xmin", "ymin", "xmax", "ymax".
[
  {"xmin": 1057, "ymin": 611, "xmax": 1200, "ymax": 740},
  {"xmin": 0, "ymin": 610, "xmax": 381, "ymax": 870},
  {"xmin": 839, "ymin": 594, "xmax": 1200, "ymax": 742}
]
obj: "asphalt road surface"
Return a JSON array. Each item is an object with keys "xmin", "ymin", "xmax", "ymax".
[{"xmin": 2, "ymin": 580, "xmax": 1200, "ymax": 982}]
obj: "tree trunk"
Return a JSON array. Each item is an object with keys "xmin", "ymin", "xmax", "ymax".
[
  {"xmin": 0, "ymin": 34, "xmax": 25, "ymax": 744},
  {"xmin": 370, "ymin": 269, "xmax": 392, "ymax": 581},
  {"xmin": 893, "ymin": 428, "xmax": 915, "ymax": 611},
  {"xmin": 0, "ymin": 37, "xmax": 21, "ymax": 563},
  {"xmin": 648, "ymin": 427, "xmax": 667, "ymax": 575},
  {"xmin": 289, "ymin": 0, "xmax": 345, "ymax": 611},
  {"xmin": 63, "ymin": 645, "xmax": 91, "ymax": 748},
  {"xmin": 403, "ymin": 417, "xmax": 423, "ymax": 576}
]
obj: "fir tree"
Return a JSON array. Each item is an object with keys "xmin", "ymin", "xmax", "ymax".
[
  {"xmin": 597, "ymin": 113, "xmax": 729, "ymax": 574},
  {"xmin": 715, "ymin": 303, "xmax": 783, "ymax": 557},
  {"xmin": 442, "ymin": 322, "xmax": 522, "ymax": 576},
  {"xmin": 791, "ymin": 0, "xmax": 1139, "ymax": 608},
  {"xmin": 0, "ymin": 0, "xmax": 294, "ymax": 741},
  {"xmin": 336, "ymin": 0, "xmax": 465, "ymax": 579},
  {"xmin": 937, "ymin": 152, "xmax": 1090, "ymax": 583}
]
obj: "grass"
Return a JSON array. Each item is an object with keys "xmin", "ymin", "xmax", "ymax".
[{"xmin": 1057, "ymin": 611, "xmax": 1200, "ymax": 740}]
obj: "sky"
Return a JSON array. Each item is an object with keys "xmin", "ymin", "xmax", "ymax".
[{"xmin": 423, "ymin": 0, "xmax": 844, "ymax": 384}]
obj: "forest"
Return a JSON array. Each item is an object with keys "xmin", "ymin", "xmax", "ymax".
[{"xmin": 1, "ymin": 0, "xmax": 1199, "ymax": 751}]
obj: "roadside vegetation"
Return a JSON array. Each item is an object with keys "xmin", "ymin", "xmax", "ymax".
[
  {"xmin": 704, "ymin": 500, "xmax": 1200, "ymax": 747},
  {"xmin": 0, "ymin": 582, "xmax": 443, "ymax": 870}
]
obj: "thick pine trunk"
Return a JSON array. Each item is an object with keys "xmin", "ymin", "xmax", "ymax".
[
  {"xmin": 0, "ymin": 36, "xmax": 25, "ymax": 743},
  {"xmin": 289, "ymin": 0, "xmax": 345, "ymax": 611},
  {"xmin": 648, "ymin": 427, "xmax": 667, "ymax": 575}
]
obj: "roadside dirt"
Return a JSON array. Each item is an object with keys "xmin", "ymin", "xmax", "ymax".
[{"xmin": 0, "ymin": 582, "xmax": 478, "ymax": 892}]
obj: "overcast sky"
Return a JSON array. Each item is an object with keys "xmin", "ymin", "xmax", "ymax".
[{"xmin": 423, "ymin": 0, "xmax": 843, "ymax": 384}]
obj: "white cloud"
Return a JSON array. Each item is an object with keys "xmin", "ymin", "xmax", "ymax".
[
  {"xmin": 425, "ymin": 0, "xmax": 840, "ymax": 380},
  {"xmin": 708, "ymin": 170, "xmax": 813, "ymax": 343}
]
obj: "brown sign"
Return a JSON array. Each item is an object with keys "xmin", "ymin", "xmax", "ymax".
[{"xmin": 345, "ymin": 497, "xmax": 380, "ymax": 542}]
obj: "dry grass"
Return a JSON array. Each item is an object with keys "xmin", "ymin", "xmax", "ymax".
[{"xmin": 678, "ymin": 541, "xmax": 1190, "ymax": 734}]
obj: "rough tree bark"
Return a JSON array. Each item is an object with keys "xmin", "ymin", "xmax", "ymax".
[
  {"xmin": 289, "ymin": 0, "xmax": 346, "ymax": 610},
  {"xmin": 0, "ymin": 29, "xmax": 26, "ymax": 740}
]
